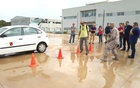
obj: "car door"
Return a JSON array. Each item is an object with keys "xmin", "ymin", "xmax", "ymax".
[
  {"xmin": 0, "ymin": 27, "xmax": 24, "ymax": 55},
  {"xmin": 22, "ymin": 27, "xmax": 42, "ymax": 51}
]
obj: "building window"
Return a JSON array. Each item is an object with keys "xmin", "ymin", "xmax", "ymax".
[
  {"xmin": 117, "ymin": 12, "xmax": 124, "ymax": 16},
  {"xmin": 81, "ymin": 10, "xmax": 96, "ymax": 17},
  {"xmin": 135, "ymin": 11, "xmax": 140, "ymax": 15},
  {"xmin": 106, "ymin": 13, "xmax": 113, "ymax": 17},
  {"xmin": 64, "ymin": 16, "xmax": 77, "ymax": 19},
  {"xmin": 98, "ymin": 14, "xmax": 102, "ymax": 17},
  {"xmin": 56, "ymin": 22, "xmax": 61, "ymax": 24}
]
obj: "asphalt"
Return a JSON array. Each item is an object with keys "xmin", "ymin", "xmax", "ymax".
[{"xmin": 0, "ymin": 33, "xmax": 140, "ymax": 88}]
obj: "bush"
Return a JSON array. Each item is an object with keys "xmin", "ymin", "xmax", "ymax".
[{"xmin": 63, "ymin": 30, "xmax": 68, "ymax": 34}]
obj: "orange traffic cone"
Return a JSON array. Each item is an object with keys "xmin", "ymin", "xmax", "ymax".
[
  {"xmin": 57, "ymin": 49, "xmax": 64, "ymax": 59},
  {"xmin": 29, "ymin": 53, "xmax": 38, "ymax": 67},
  {"xmin": 76, "ymin": 45, "xmax": 80, "ymax": 54},
  {"xmin": 89, "ymin": 44, "xmax": 93, "ymax": 53}
]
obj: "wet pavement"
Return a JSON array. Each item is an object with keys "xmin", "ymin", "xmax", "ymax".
[{"xmin": 0, "ymin": 34, "xmax": 140, "ymax": 88}]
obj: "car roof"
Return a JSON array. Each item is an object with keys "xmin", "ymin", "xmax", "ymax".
[{"xmin": 2, "ymin": 25, "xmax": 39, "ymax": 29}]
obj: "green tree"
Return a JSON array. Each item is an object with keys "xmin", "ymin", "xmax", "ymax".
[{"xmin": 0, "ymin": 20, "xmax": 11, "ymax": 27}]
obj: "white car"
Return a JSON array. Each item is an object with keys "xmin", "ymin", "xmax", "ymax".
[{"xmin": 0, "ymin": 25, "xmax": 49, "ymax": 55}]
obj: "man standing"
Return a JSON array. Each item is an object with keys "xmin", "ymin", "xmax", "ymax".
[
  {"xmin": 101, "ymin": 23, "xmax": 119, "ymax": 62},
  {"xmin": 89, "ymin": 23, "xmax": 96, "ymax": 44},
  {"xmin": 128, "ymin": 22, "xmax": 140, "ymax": 58},
  {"xmin": 78, "ymin": 21, "xmax": 89, "ymax": 55},
  {"xmin": 121, "ymin": 21, "xmax": 132, "ymax": 52},
  {"xmin": 69, "ymin": 23, "xmax": 76, "ymax": 44},
  {"xmin": 105, "ymin": 23, "xmax": 111, "ymax": 41}
]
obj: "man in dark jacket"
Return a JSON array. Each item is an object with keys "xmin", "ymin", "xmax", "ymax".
[
  {"xmin": 121, "ymin": 21, "xmax": 132, "ymax": 52},
  {"xmin": 128, "ymin": 22, "xmax": 140, "ymax": 58},
  {"xmin": 105, "ymin": 23, "xmax": 111, "ymax": 41}
]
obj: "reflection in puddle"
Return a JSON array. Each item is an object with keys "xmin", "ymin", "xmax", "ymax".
[
  {"xmin": 101, "ymin": 62, "xmax": 119, "ymax": 88},
  {"xmin": 89, "ymin": 55, "xmax": 94, "ymax": 61},
  {"xmin": 31, "ymin": 67, "xmax": 37, "ymax": 77},
  {"xmin": 71, "ymin": 52, "xmax": 76, "ymax": 63},
  {"xmin": 78, "ymin": 54, "xmax": 89, "ymax": 83},
  {"xmin": 58, "ymin": 59, "xmax": 62, "ymax": 67},
  {"xmin": 70, "ymin": 45, "xmax": 76, "ymax": 63},
  {"xmin": 35, "ymin": 53, "xmax": 50, "ymax": 64},
  {"xmin": 76, "ymin": 54, "xmax": 80, "ymax": 62}
]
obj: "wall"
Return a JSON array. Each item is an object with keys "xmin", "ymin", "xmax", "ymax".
[{"xmin": 62, "ymin": 0, "xmax": 140, "ymax": 32}]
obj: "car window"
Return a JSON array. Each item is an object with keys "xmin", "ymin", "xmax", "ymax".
[
  {"xmin": 0, "ymin": 28, "xmax": 7, "ymax": 33},
  {"xmin": 36, "ymin": 28, "xmax": 42, "ymax": 34},
  {"xmin": 23, "ymin": 27, "xmax": 38, "ymax": 35},
  {"xmin": 3, "ymin": 27, "xmax": 22, "ymax": 37}
]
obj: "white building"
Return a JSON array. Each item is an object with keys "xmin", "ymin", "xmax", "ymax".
[
  {"xmin": 39, "ymin": 19, "xmax": 61, "ymax": 32},
  {"xmin": 62, "ymin": 0, "xmax": 140, "ymax": 31},
  {"xmin": 11, "ymin": 16, "xmax": 61, "ymax": 32}
]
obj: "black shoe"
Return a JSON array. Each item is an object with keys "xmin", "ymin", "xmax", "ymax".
[
  {"xmin": 116, "ymin": 45, "xmax": 120, "ymax": 48},
  {"xmin": 128, "ymin": 55, "xmax": 134, "ymax": 59},
  {"xmin": 80, "ymin": 51, "xmax": 83, "ymax": 53},
  {"xmin": 112, "ymin": 57, "xmax": 119, "ymax": 61},
  {"xmin": 126, "ymin": 49, "xmax": 129, "ymax": 52},
  {"xmin": 86, "ymin": 52, "xmax": 88, "ymax": 55}
]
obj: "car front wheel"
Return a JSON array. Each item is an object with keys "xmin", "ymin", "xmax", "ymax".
[{"xmin": 37, "ymin": 43, "xmax": 47, "ymax": 53}]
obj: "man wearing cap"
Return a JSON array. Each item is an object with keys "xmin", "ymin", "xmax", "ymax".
[
  {"xmin": 78, "ymin": 21, "xmax": 89, "ymax": 55},
  {"xmin": 101, "ymin": 23, "xmax": 119, "ymax": 62},
  {"xmin": 69, "ymin": 23, "xmax": 76, "ymax": 44}
]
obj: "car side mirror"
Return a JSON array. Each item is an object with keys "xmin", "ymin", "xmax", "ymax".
[{"xmin": 0, "ymin": 34, "xmax": 7, "ymax": 38}]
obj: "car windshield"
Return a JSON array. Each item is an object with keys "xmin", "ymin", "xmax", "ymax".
[
  {"xmin": 0, "ymin": 28, "xmax": 7, "ymax": 33},
  {"xmin": 31, "ymin": 18, "xmax": 43, "ymax": 24}
]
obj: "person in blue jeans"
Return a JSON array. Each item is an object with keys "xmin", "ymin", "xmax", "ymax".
[
  {"xmin": 98, "ymin": 25, "xmax": 103, "ymax": 43},
  {"xmin": 69, "ymin": 23, "xmax": 76, "ymax": 44},
  {"xmin": 118, "ymin": 23, "xmax": 124, "ymax": 49},
  {"xmin": 128, "ymin": 22, "xmax": 140, "ymax": 59}
]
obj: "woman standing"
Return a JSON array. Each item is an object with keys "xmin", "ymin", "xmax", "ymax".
[
  {"xmin": 118, "ymin": 23, "xmax": 124, "ymax": 49},
  {"xmin": 98, "ymin": 25, "xmax": 103, "ymax": 43}
]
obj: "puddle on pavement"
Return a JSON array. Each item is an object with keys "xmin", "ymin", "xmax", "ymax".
[{"xmin": 0, "ymin": 52, "xmax": 50, "ymax": 76}]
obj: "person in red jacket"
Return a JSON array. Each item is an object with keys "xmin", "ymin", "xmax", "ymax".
[
  {"xmin": 118, "ymin": 23, "xmax": 124, "ymax": 49},
  {"xmin": 98, "ymin": 25, "xmax": 103, "ymax": 43}
]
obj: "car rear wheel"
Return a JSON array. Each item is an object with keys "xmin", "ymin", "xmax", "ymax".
[{"xmin": 37, "ymin": 43, "xmax": 47, "ymax": 53}]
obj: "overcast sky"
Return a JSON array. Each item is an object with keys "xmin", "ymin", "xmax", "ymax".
[{"xmin": 0, "ymin": 0, "xmax": 119, "ymax": 21}]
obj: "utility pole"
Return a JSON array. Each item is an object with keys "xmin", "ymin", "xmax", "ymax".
[{"xmin": 102, "ymin": 10, "xmax": 105, "ymax": 29}]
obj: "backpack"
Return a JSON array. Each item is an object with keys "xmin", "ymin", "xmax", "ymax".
[
  {"xmin": 80, "ymin": 25, "xmax": 88, "ymax": 31},
  {"xmin": 80, "ymin": 25, "xmax": 89, "ymax": 37}
]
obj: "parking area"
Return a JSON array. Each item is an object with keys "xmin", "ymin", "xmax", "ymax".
[{"xmin": 0, "ymin": 34, "xmax": 140, "ymax": 88}]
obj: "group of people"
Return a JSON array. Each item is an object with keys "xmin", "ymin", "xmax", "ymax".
[{"xmin": 68, "ymin": 21, "xmax": 140, "ymax": 61}]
